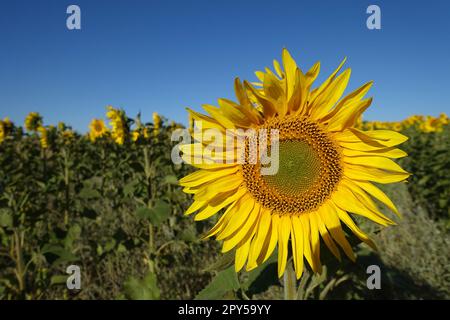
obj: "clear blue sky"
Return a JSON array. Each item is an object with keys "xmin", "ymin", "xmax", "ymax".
[{"xmin": 1, "ymin": 0, "xmax": 449, "ymax": 132}]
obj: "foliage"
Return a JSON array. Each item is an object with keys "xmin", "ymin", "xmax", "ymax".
[
  {"xmin": 398, "ymin": 124, "xmax": 450, "ymax": 221},
  {"xmin": 0, "ymin": 111, "xmax": 448, "ymax": 299}
]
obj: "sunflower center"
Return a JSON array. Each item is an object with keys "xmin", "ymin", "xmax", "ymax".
[
  {"xmin": 94, "ymin": 123, "xmax": 103, "ymax": 132},
  {"xmin": 241, "ymin": 115, "xmax": 342, "ymax": 215},
  {"xmin": 263, "ymin": 140, "xmax": 321, "ymax": 197}
]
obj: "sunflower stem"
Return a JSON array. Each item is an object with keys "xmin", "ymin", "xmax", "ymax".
[{"xmin": 283, "ymin": 258, "xmax": 297, "ymax": 300}]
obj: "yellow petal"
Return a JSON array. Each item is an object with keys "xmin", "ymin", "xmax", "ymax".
[
  {"xmin": 258, "ymin": 213, "xmax": 279, "ymax": 264},
  {"xmin": 352, "ymin": 180, "xmax": 400, "ymax": 216},
  {"xmin": 218, "ymin": 98, "xmax": 254, "ymax": 128},
  {"xmin": 234, "ymin": 78, "xmax": 263, "ymax": 125},
  {"xmin": 222, "ymin": 202, "xmax": 261, "ymax": 252},
  {"xmin": 193, "ymin": 173, "xmax": 242, "ymax": 201},
  {"xmin": 291, "ymin": 216, "xmax": 304, "ymax": 279},
  {"xmin": 181, "ymin": 153, "xmax": 238, "ymax": 169},
  {"xmin": 310, "ymin": 69, "xmax": 351, "ymax": 121},
  {"xmin": 216, "ymin": 194, "xmax": 255, "ymax": 240},
  {"xmin": 332, "ymin": 183, "xmax": 392, "ymax": 226},
  {"xmin": 290, "ymin": 69, "xmax": 308, "ymax": 115},
  {"xmin": 263, "ymin": 72, "xmax": 287, "ymax": 117},
  {"xmin": 309, "ymin": 213, "xmax": 322, "ymax": 274},
  {"xmin": 185, "ymin": 200, "xmax": 206, "ymax": 215},
  {"xmin": 322, "ymin": 81, "xmax": 373, "ymax": 123},
  {"xmin": 247, "ymin": 208, "xmax": 272, "ymax": 270},
  {"xmin": 235, "ymin": 236, "xmax": 252, "ymax": 272},
  {"xmin": 344, "ymin": 163, "xmax": 410, "ymax": 184},
  {"xmin": 341, "ymin": 146, "xmax": 407, "ymax": 159},
  {"xmin": 179, "ymin": 166, "xmax": 239, "ymax": 187},
  {"xmin": 195, "ymin": 187, "xmax": 246, "ymax": 221},
  {"xmin": 315, "ymin": 211, "xmax": 341, "ymax": 261},
  {"xmin": 202, "ymin": 200, "xmax": 239, "ymax": 239},
  {"xmin": 320, "ymin": 202, "xmax": 355, "ymax": 261},
  {"xmin": 244, "ymin": 80, "xmax": 277, "ymax": 118},
  {"xmin": 308, "ymin": 57, "xmax": 347, "ymax": 105},
  {"xmin": 305, "ymin": 61, "xmax": 320, "ymax": 88},
  {"xmin": 326, "ymin": 98, "xmax": 372, "ymax": 132},
  {"xmin": 359, "ymin": 129, "xmax": 408, "ymax": 147},
  {"xmin": 186, "ymin": 107, "xmax": 225, "ymax": 131},
  {"xmin": 343, "ymin": 156, "xmax": 409, "ymax": 175},
  {"xmin": 282, "ymin": 48, "xmax": 298, "ymax": 101},
  {"xmin": 298, "ymin": 214, "xmax": 318, "ymax": 273},
  {"xmin": 334, "ymin": 205, "xmax": 377, "ymax": 250},
  {"xmin": 273, "ymin": 59, "xmax": 283, "ymax": 78},
  {"xmin": 341, "ymin": 179, "xmax": 395, "ymax": 225},
  {"xmin": 277, "ymin": 215, "xmax": 291, "ymax": 278},
  {"xmin": 202, "ymin": 104, "xmax": 236, "ymax": 129}
]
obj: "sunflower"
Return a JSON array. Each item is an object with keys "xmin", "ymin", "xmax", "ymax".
[
  {"xmin": 131, "ymin": 130, "xmax": 140, "ymax": 142},
  {"xmin": 62, "ymin": 129, "xmax": 75, "ymax": 145},
  {"xmin": 153, "ymin": 112, "xmax": 162, "ymax": 137},
  {"xmin": 37, "ymin": 126, "xmax": 49, "ymax": 149},
  {"xmin": 106, "ymin": 106, "xmax": 128, "ymax": 145},
  {"xmin": 25, "ymin": 112, "xmax": 43, "ymax": 132},
  {"xmin": 179, "ymin": 49, "xmax": 409, "ymax": 279},
  {"xmin": 89, "ymin": 118, "xmax": 109, "ymax": 142},
  {"xmin": 0, "ymin": 117, "xmax": 13, "ymax": 143}
]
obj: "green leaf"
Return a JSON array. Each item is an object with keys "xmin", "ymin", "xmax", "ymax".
[
  {"xmin": 104, "ymin": 239, "xmax": 117, "ymax": 252},
  {"xmin": 195, "ymin": 266, "xmax": 240, "ymax": 300},
  {"xmin": 50, "ymin": 275, "xmax": 68, "ymax": 285},
  {"xmin": 41, "ymin": 244, "xmax": 79, "ymax": 265},
  {"xmin": 0, "ymin": 209, "xmax": 13, "ymax": 228},
  {"xmin": 124, "ymin": 272, "xmax": 160, "ymax": 300},
  {"xmin": 149, "ymin": 200, "xmax": 171, "ymax": 226},
  {"xmin": 203, "ymin": 250, "xmax": 235, "ymax": 272},
  {"xmin": 242, "ymin": 252, "xmax": 278, "ymax": 296},
  {"xmin": 136, "ymin": 200, "xmax": 171, "ymax": 227},
  {"xmin": 178, "ymin": 225, "xmax": 197, "ymax": 243},
  {"xmin": 136, "ymin": 207, "xmax": 153, "ymax": 220},
  {"xmin": 163, "ymin": 175, "xmax": 179, "ymax": 185},
  {"xmin": 64, "ymin": 224, "xmax": 81, "ymax": 249},
  {"xmin": 242, "ymin": 252, "xmax": 278, "ymax": 292},
  {"xmin": 123, "ymin": 180, "xmax": 138, "ymax": 196},
  {"xmin": 79, "ymin": 188, "xmax": 101, "ymax": 200}
]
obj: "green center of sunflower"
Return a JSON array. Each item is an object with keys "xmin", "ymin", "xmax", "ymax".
[
  {"xmin": 263, "ymin": 140, "xmax": 321, "ymax": 197},
  {"xmin": 241, "ymin": 115, "xmax": 342, "ymax": 215}
]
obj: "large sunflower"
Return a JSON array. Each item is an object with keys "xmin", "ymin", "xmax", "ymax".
[{"xmin": 179, "ymin": 49, "xmax": 409, "ymax": 279}]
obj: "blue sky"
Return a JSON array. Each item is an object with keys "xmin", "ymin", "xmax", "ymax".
[{"xmin": 0, "ymin": 0, "xmax": 449, "ymax": 132}]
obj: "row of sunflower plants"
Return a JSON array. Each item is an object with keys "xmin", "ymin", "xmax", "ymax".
[
  {"xmin": 0, "ymin": 106, "xmax": 448, "ymax": 299},
  {"xmin": 0, "ymin": 109, "xmax": 223, "ymax": 299}
]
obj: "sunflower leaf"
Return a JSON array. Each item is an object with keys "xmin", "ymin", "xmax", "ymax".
[
  {"xmin": 123, "ymin": 271, "xmax": 160, "ymax": 300},
  {"xmin": 202, "ymin": 250, "xmax": 235, "ymax": 272},
  {"xmin": 195, "ymin": 266, "xmax": 240, "ymax": 300}
]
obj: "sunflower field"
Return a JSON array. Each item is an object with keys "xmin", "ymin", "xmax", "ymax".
[
  {"xmin": 1, "ymin": 49, "xmax": 450, "ymax": 301},
  {"xmin": 0, "ymin": 108, "xmax": 448, "ymax": 300}
]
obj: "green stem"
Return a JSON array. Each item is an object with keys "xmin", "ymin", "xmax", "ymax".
[
  {"xmin": 283, "ymin": 258, "xmax": 296, "ymax": 300},
  {"xmin": 63, "ymin": 148, "xmax": 70, "ymax": 226},
  {"xmin": 13, "ymin": 230, "xmax": 25, "ymax": 293},
  {"xmin": 148, "ymin": 223, "xmax": 154, "ymax": 252}
]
